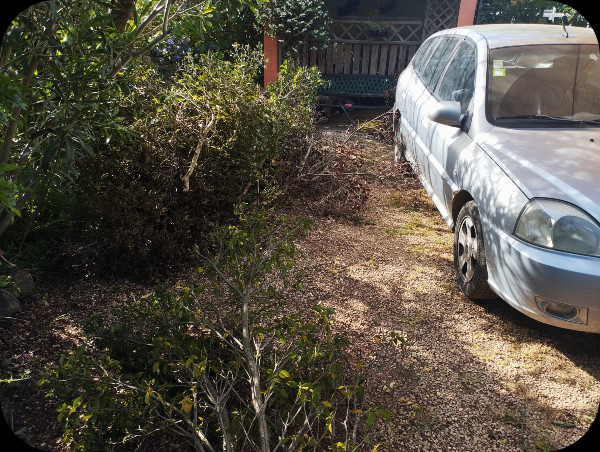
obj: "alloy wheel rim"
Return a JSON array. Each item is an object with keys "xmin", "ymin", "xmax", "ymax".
[{"xmin": 457, "ymin": 216, "xmax": 478, "ymax": 283}]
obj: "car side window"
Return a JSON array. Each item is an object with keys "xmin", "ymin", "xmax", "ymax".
[
  {"xmin": 436, "ymin": 40, "xmax": 477, "ymax": 113},
  {"xmin": 420, "ymin": 37, "xmax": 461, "ymax": 91},
  {"xmin": 412, "ymin": 37, "xmax": 439, "ymax": 75}
]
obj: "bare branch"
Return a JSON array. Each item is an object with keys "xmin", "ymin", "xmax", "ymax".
[
  {"xmin": 109, "ymin": 0, "xmax": 174, "ymax": 78},
  {"xmin": 272, "ymin": 404, "xmax": 306, "ymax": 452},
  {"xmin": 202, "ymin": 373, "xmax": 233, "ymax": 452},
  {"xmin": 133, "ymin": 1, "xmax": 167, "ymax": 40},
  {"xmin": 182, "ymin": 110, "xmax": 215, "ymax": 191}
]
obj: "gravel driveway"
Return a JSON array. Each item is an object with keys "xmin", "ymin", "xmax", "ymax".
[{"xmin": 289, "ymin": 124, "xmax": 600, "ymax": 451}]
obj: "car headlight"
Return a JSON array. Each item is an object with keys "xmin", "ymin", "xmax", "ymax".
[{"xmin": 514, "ymin": 199, "xmax": 600, "ymax": 257}]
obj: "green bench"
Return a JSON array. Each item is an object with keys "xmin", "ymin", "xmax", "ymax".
[{"xmin": 319, "ymin": 74, "xmax": 397, "ymax": 98}]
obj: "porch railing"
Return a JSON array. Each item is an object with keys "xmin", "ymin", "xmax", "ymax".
[{"xmin": 285, "ymin": 17, "xmax": 425, "ymax": 77}]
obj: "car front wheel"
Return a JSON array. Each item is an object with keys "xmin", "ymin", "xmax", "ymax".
[{"xmin": 454, "ymin": 201, "xmax": 496, "ymax": 300}]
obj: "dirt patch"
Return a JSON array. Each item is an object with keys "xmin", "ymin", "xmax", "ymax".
[{"xmin": 2, "ymin": 120, "xmax": 600, "ymax": 451}]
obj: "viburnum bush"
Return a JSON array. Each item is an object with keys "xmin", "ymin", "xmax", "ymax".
[
  {"xmin": 69, "ymin": 47, "xmax": 322, "ymax": 277},
  {"xmin": 40, "ymin": 207, "xmax": 389, "ymax": 451}
]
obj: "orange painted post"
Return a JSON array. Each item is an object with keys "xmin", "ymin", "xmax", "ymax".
[
  {"xmin": 457, "ymin": 0, "xmax": 478, "ymax": 27},
  {"xmin": 264, "ymin": 31, "xmax": 279, "ymax": 87}
]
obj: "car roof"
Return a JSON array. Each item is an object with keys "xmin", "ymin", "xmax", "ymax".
[{"xmin": 448, "ymin": 24, "xmax": 598, "ymax": 49}]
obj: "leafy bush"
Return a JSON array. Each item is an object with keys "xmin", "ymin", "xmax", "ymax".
[
  {"xmin": 150, "ymin": 1, "xmax": 262, "ymax": 77},
  {"xmin": 0, "ymin": 0, "xmax": 263, "ymax": 264},
  {"xmin": 475, "ymin": 0, "xmax": 587, "ymax": 25},
  {"xmin": 0, "ymin": 0, "xmax": 190, "ymax": 243},
  {"xmin": 256, "ymin": 0, "xmax": 332, "ymax": 61},
  {"xmin": 69, "ymin": 48, "xmax": 322, "ymax": 277},
  {"xmin": 41, "ymin": 208, "xmax": 387, "ymax": 451}
]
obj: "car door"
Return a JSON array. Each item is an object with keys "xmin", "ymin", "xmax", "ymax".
[
  {"xmin": 427, "ymin": 39, "xmax": 478, "ymax": 224},
  {"xmin": 398, "ymin": 36, "xmax": 440, "ymax": 175},
  {"xmin": 409, "ymin": 35, "xmax": 462, "ymax": 215}
]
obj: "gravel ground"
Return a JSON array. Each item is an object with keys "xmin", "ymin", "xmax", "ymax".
[{"xmin": 286, "ymin": 125, "xmax": 600, "ymax": 451}]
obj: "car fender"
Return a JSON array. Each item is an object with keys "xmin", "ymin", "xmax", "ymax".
[{"xmin": 450, "ymin": 139, "xmax": 529, "ymax": 234}]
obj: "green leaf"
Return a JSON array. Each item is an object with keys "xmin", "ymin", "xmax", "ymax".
[
  {"xmin": 365, "ymin": 411, "xmax": 376, "ymax": 428},
  {"xmin": 30, "ymin": 128, "xmax": 54, "ymax": 140},
  {"xmin": 535, "ymin": 440, "xmax": 551, "ymax": 452},
  {"xmin": 378, "ymin": 408, "xmax": 391, "ymax": 421},
  {"xmin": 552, "ymin": 420, "xmax": 576, "ymax": 428},
  {"xmin": 41, "ymin": 143, "xmax": 59, "ymax": 171},
  {"xmin": 312, "ymin": 387, "xmax": 321, "ymax": 403},
  {"xmin": 278, "ymin": 389, "xmax": 288, "ymax": 399},
  {"xmin": 64, "ymin": 137, "xmax": 74, "ymax": 163},
  {"xmin": 202, "ymin": 1, "xmax": 217, "ymax": 14}
]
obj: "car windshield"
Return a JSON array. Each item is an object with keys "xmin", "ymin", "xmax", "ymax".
[{"xmin": 487, "ymin": 44, "xmax": 600, "ymax": 127}]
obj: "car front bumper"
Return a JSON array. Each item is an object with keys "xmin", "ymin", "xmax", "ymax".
[{"xmin": 482, "ymin": 216, "xmax": 600, "ymax": 333}]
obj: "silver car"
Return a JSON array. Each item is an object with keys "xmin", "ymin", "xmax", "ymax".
[{"xmin": 393, "ymin": 24, "xmax": 600, "ymax": 333}]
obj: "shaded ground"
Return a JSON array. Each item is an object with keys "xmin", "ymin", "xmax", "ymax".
[{"xmin": 2, "ymin": 108, "xmax": 600, "ymax": 451}]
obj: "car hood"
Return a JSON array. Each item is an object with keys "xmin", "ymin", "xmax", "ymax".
[{"xmin": 476, "ymin": 127, "xmax": 600, "ymax": 223}]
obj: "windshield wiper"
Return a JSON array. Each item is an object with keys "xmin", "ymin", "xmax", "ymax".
[
  {"xmin": 497, "ymin": 114, "xmax": 573, "ymax": 121},
  {"xmin": 577, "ymin": 119, "xmax": 600, "ymax": 125},
  {"xmin": 496, "ymin": 114, "xmax": 600, "ymax": 125}
]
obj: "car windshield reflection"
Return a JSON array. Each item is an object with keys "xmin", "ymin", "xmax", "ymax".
[{"xmin": 487, "ymin": 44, "xmax": 600, "ymax": 126}]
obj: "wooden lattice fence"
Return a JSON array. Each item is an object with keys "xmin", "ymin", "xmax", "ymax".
[
  {"xmin": 277, "ymin": 0, "xmax": 462, "ymax": 97},
  {"xmin": 423, "ymin": 0, "xmax": 461, "ymax": 39},
  {"xmin": 289, "ymin": 17, "xmax": 425, "ymax": 77}
]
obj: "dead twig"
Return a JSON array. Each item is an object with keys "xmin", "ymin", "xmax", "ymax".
[{"xmin": 0, "ymin": 249, "xmax": 16, "ymax": 267}]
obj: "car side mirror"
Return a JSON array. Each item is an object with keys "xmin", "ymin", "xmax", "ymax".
[{"xmin": 428, "ymin": 101, "xmax": 462, "ymax": 128}]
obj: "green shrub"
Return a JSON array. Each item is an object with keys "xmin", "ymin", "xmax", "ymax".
[
  {"xmin": 69, "ymin": 48, "xmax": 322, "ymax": 277},
  {"xmin": 256, "ymin": 0, "xmax": 332, "ymax": 61},
  {"xmin": 151, "ymin": 3, "xmax": 262, "ymax": 77},
  {"xmin": 41, "ymin": 208, "xmax": 387, "ymax": 451}
]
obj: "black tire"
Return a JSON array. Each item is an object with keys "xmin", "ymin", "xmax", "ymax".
[{"xmin": 454, "ymin": 201, "xmax": 497, "ymax": 300}]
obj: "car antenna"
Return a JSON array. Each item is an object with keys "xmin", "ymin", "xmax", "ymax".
[{"xmin": 562, "ymin": 15, "xmax": 569, "ymax": 38}]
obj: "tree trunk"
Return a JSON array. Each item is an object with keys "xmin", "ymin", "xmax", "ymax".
[{"xmin": 112, "ymin": 0, "xmax": 136, "ymax": 32}]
